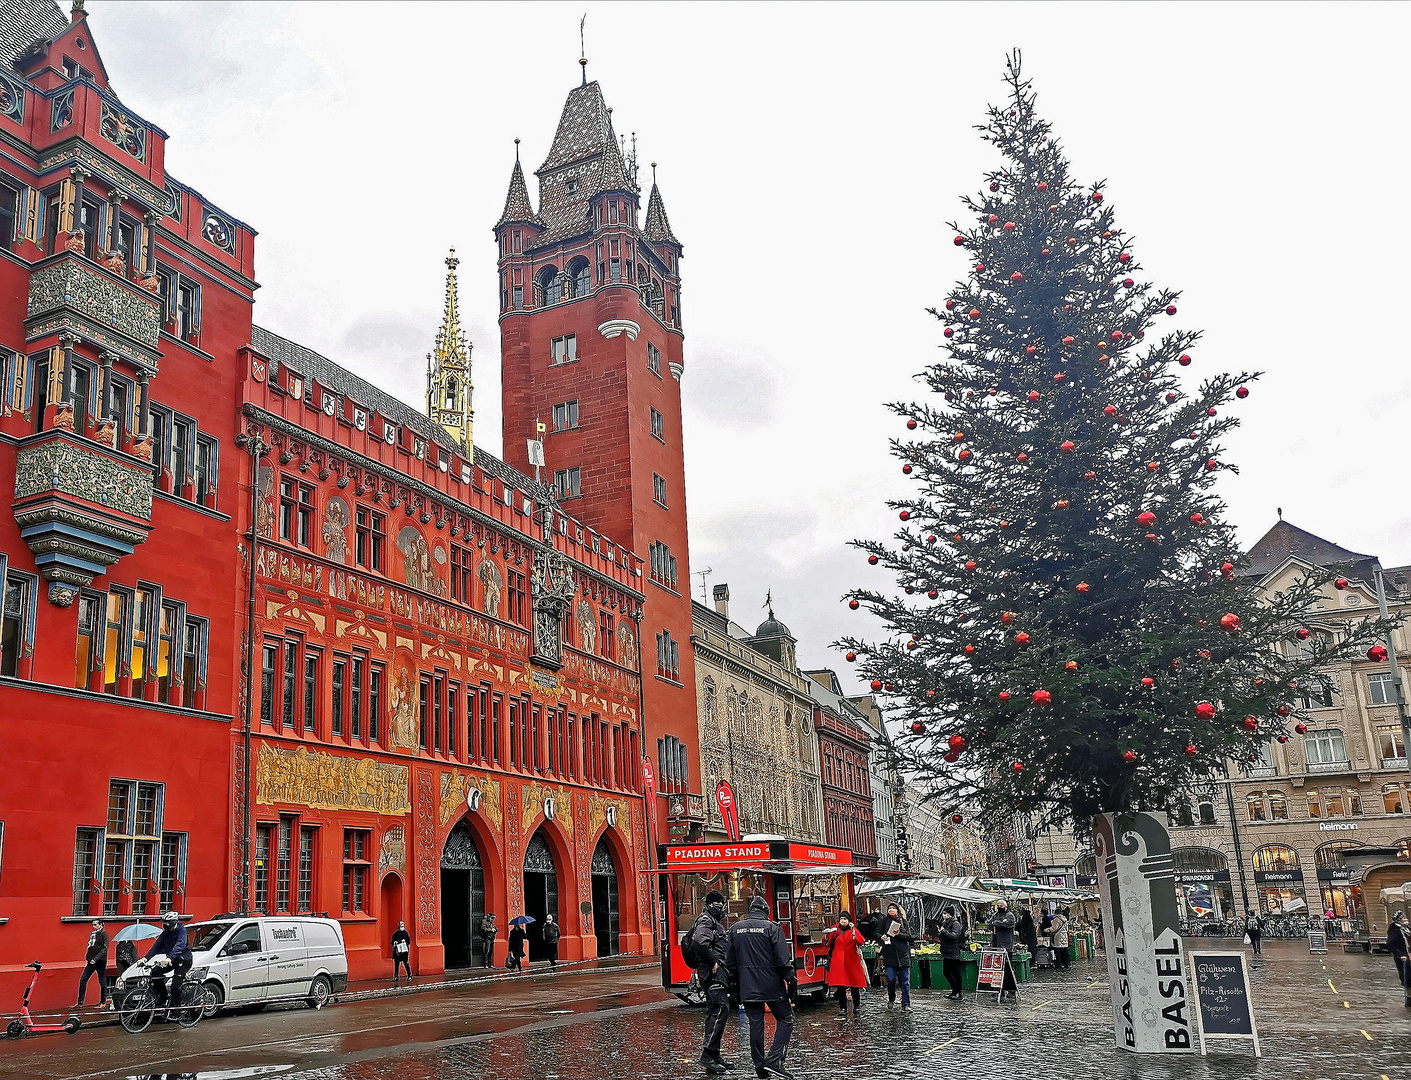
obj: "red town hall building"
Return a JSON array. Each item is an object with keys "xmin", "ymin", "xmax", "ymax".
[{"xmin": 0, "ymin": 1, "xmax": 700, "ymax": 1007}]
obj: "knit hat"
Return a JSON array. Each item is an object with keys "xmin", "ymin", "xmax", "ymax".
[{"xmin": 705, "ymin": 890, "xmax": 726, "ymax": 906}]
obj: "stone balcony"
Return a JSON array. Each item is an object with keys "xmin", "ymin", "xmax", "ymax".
[
  {"xmin": 12, "ymin": 428, "xmax": 155, "ymax": 605},
  {"xmin": 25, "ymin": 251, "xmax": 163, "ymax": 371}
]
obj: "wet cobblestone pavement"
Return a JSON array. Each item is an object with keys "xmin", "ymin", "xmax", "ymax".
[{"xmin": 3, "ymin": 942, "xmax": 1408, "ymax": 1080}]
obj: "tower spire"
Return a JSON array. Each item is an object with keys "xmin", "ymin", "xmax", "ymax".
[{"xmin": 427, "ymin": 248, "xmax": 474, "ymax": 455}]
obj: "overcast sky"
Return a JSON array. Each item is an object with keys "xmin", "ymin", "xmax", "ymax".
[{"xmin": 94, "ymin": 1, "xmax": 1411, "ymax": 696}]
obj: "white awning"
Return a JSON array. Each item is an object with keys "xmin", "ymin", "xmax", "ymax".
[{"xmin": 856, "ymin": 876, "xmax": 995, "ymax": 904}]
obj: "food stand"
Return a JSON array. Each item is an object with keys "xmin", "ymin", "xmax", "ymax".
[{"xmin": 654, "ymin": 838, "xmax": 858, "ymax": 1001}]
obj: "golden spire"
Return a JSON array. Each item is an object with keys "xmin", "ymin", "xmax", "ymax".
[{"xmin": 427, "ymin": 247, "xmax": 473, "ymax": 454}]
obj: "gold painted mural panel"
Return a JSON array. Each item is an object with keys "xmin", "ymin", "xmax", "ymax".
[{"xmin": 255, "ymin": 743, "xmax": 410, "ymax": 815}]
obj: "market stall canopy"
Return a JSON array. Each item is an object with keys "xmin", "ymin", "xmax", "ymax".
[
  {"xmin": 856, "ymin": 876, "xmax": 996, "ymax": 904},
  {"xmin": 980, "ymin": 878, "xmax": 1098, "ymax": 901},
  {"xmin": 1381, "ymin": 885, "xmax": 1411, "ymax": 905}
]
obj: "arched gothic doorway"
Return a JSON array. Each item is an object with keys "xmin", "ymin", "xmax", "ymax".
[
  {"xmin": 523, "ymin": 829, "xmax": 559, "ymax": 961},
  {"xmin": 591, "ymin": 837, "xmax": 620, "ymax": 957},
  {"xmin": 440, "ymin": 821, "xmax": 486, "ymax": 968}
]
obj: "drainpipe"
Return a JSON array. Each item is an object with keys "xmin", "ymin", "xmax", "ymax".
[
  {"xmin": 1225, "ymin": 779, "xmax": 1250, "ymax": 913},
  {"xmin": 235, "ymin": 426, "xmax": 269, "ymax": 916}
]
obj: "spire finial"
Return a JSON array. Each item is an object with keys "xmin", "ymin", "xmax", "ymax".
[
  {"xmin": 446, "ymin": 245, "xmax": 458, "ymax": 271},
  {"xmin": 579, "ymin": 13, "xmax": 588, "ymax": 85},
  {"xmin": 763, "ymin": 589, "xmax": 774, "ymax": 619},
  {"xmin": 514, "ymin": 137, "xmax": 520, "ymax": 162},
  {"xmin": 651, "ymin": 161, "xmax": 658, "ymax": 185}
]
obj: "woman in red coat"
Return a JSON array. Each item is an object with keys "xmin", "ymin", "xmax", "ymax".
[{"xmin": 824, "ymin": 911, "xmax": 869, "ymax": 1019}]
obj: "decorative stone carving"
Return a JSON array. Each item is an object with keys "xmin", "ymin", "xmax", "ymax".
[
  {"xmin": 323, "ymin": 496, "xmax": 350, "ymax": 564},
  {"xmin": 596, "ymin": 318, "xmax": 640, "ymax": 341},
  {"xmin": 255, "ymin": 743, "xmax": 410, "ymax": 815},
  {"xmin": 27, "ymin": 255, "xmax": 162, "ymax": 359},
  {"xmin": 416, "ymin": 769, "xmax": 438, "ymax": 935},
  {"xmin": 46, "ymin": 583, "xmax": 77, "ymax": 607},
  {"xmin": 522, "ymin": 782, "xmax": 573, "ymax": 840},
  {"xmin": 478, "ymin": 558, "xmax": 502, "ymax": 617},
  {"xmin": 99, "ymin": 100, "xmax": 147, "ymax": 161}
]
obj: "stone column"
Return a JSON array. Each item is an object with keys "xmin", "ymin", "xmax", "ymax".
[
  {"xmin": 96, "ymin": 352, "xmax": 116, "ymax": 446},
  {"xmin": 105, "ymin": 187, "xmax": 125, "ymax": 274},
  {"xmin": 131, "ymin": 371, "xmax": 153, "ymax": 461},
  {"xmin": 143, "ymin": 209, "xmax": 158, "ymax": 276},
  {"xmin": 53, "ymin": 332, "xmax": 75, "ymax": 431},
  {"xmin": 67, "ymin": 166, "xmax": 88, "ymax": 254}
]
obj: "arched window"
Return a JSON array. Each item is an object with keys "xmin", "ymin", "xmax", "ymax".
[
  {"xmin": 534, "ymin": 265, "xmax": 561, "ymax": 307},
  {"xmin": 1246, "ymin": 793, "xmax": 1266, "ymax": 822},
  {"xmin": 1252, "ymin": 844, "xmax": 1300, "ymax": 873},
  {"xmin": 1385, "ymin": 784, "xmax": 1406, "ymax": 815},
  {"xmin": 443, "ymin": 376, "xmax": 457, "ymax": 409},
  {"xmin": 568, "ymin": 257, "xmax": 591, "ymax": 298},
  {"xmin": 1314, "ymin": 841, "xmax": 1363, "ymax": 869},
  {"xmin": 1325, "ymin": 789, "xmax": 1346, "ymax": 818},
  {"xmin": 1267, "ymin": 791, "xmax": 1288, "ymax": 821}
]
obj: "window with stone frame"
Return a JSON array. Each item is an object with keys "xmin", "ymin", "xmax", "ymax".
[
  {"xmin": 1380, "ymin": 728, "xmax": 1406, "ymax": 766},
  {"xmin": 1369, "ymin": 672, "xmax": 1397, "ymax": 706},
  {"xmin": 1384, "ymin": 783, "xmax": 1406, "ymax": 815}
]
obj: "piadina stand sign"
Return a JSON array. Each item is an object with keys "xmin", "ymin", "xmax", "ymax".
[{"xmin": 1094, "ymin": 812, "xmax": 1193, "ymax": 1054}]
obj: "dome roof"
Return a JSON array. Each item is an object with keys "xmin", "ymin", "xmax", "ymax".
[{"xmin": 755, "ymin": 614, "xmax": 793, "ymax": 639}]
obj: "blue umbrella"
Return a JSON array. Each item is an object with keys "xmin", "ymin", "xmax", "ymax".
[
  {"xmin": 509, "ymin": 915, "xmax": 535, "ymax": 927},
  {"xmin": 113, "ymin": 923, "xmax": 162, "ymax": 942}
]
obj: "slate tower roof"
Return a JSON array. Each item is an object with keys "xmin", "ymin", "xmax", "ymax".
[
  {"xmin": 532, "ymin": 80, "xmax": 637, "ymax": 244},
  {"xmin": 643, "ymin": 182, "xmax": 680, "ymax": 246}
]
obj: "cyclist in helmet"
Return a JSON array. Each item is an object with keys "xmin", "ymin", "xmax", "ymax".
[{"xmin": 144, "ymin": 911, "xmax": 192, "ymax": 1007}]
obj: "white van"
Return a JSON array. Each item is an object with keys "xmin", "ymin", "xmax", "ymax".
[{"xmin": 114, "ymin": 915, "xmax": 348, "ymax": 1014}]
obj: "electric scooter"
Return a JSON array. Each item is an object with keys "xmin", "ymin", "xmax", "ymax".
[{"xmin": 4, "ymin": 962, "xmax": 81, "ymax": 1038}]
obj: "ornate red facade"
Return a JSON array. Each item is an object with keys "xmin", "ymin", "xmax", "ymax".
[{"xmin": 0, "ymin": 2, "xmax": 667, "ymax": 1008}]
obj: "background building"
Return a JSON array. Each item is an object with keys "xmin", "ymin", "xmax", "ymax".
[
  {"xmin": 805, "ymin": 669, "xmax": 878, "ymax": 866},
  {"xmin": 847, "ymin": 692, "xmax": 897, "ymax": 868},
  {"xmin": 690, "ymin": 586, "xmax": 822, "ymax": 843}
]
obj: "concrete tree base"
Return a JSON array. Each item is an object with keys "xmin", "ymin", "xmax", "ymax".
[{"xmin": 1093, "ymin": 812, "xmax": 1195, "ymax": 1054}]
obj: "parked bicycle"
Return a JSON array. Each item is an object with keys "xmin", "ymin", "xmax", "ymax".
[{"xmin": 117, "ymin": 956, "xmax": 207, "ymax": 1034}]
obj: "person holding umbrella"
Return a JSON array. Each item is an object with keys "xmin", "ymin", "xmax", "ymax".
[
  {"xmin": 75, "ymin": 920, "xmax": 109, "ymax": 1009},
  {"xmin": 508, "ymin": 915, "xmax": 532, "ymax": 971}
]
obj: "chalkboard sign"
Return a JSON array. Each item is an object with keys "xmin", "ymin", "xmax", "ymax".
[
  {"xmin": 1308, "ymin": 930, "xmax": 1328, "ymax": 954},
  {"xmin": 1189, "ymin": 951, "xmax": 1261, "ymax": 1056}
]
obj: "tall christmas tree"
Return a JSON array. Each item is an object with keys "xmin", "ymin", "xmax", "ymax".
[{"xmin": 841, "ymin": 54, "xmax": 1392, "ymax": 832}]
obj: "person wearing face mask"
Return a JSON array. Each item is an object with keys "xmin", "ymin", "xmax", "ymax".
[
  {"xmin": 823, "ymin": 911, "xmax": 868, "ymax": 1020},
  {"xmin": 684, "ymin": 889, "xmax": 735, "ymax": 1075},
  {"xmin": 878, "ymin": 902, "xmax": 914, "ymax": 1011}
]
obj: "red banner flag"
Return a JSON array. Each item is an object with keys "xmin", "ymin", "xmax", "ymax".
[{"xmin": 715, "ymin": 779, "xmax": 741, "ymax": 842}]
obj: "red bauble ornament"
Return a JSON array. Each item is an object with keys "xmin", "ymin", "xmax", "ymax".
[
  {"xmin": 1065, "ymin": 660, "xmax": 1079, "ymax": 672},
  {"xmin": 1027, "ymin": 391, "xmax": 1040, "ymax": 402},
  {"xmin": 1166, "ymin": 305, "xmax": 1177, "ymax": 315},
  {"xmin": 1295, "ymin": 723, "xmax": 1307, "ymax": 734},
  {"xmin": 1091, "ymin": 191, "xmax": 1103, "ymax": 202},
  {"xmin": 1122, "ymin": 278, "xmax": 1135, "ymax": 288},
  {"xmin": 1036, "ymin": 181, "xmax": 1048, "ymax": 192},
  {"xmin": 987, "ymin": 214, "xmax": 999, "ymax": 224},
  {"xmin": 1178, "ymin": 354, "xmax": 1192, "ymax": 366},
  {"xmin": 1335, "ymin": 578, "xmax": 1348, "ymax": 590},
  {"xmin": 999, "ymin": 520, "xmax": 1011, "ymax": 528},
  {"xmin": 969, "ymin": 307, "xmax": 981, "ymax": 319},
  {"xmin": 953, "ymin": 235, "xmax": 965, "ymax": 246},
  {"xmin": 1015, "ymin": 632, "xmax": 1031, "ymax": 647},
  {"xmin": 953, "ymin": 431, "xmax": 965, "ymax": 443},
  {"xmin": 1276, "ymin": 705, "xmax": 1290, "ymax": 717},
  {"xmin": 1137, "ymin": 511, "xmax": 1157, "ymax": 526},
  {"xmin": 911, "ymin": 721, "xmax": 925, "ymax": 735},
  {"xmin": 845, "ymin": 651, "xmax": 856, "ymax": 662},
  {"xmin": 943, "ymin": 327, "xmax": 954, "ymax": 338},
  {"xmin": 899, "ymin": 510, "xmax": 909, "ymax": 521},
  {"xmin": 1295, "ymin": 627, "xmax": 1310, "ymax": 640},
  {"xmin": 1110, "ymin": 330, "xmax": 1124, "ymax": 341},
  {"xmin": 964, "ymin": 560, "xmax": 977, "ymax": 572},
  {"xmin": 943, "ymin": 750, "xmax": 959, "ymax": 763},
  {"xmin": 1011, "ymin": 271, "xmax": 1023, "ymax": 282},
  {"xmin": 927, "ymin": 689, "xmax": 936, "ymax": 698},
  {"xmin": 1183, "ymin": 744, "xmax": 1198, "ymax": 757},
  {"xmin": 1001, "ymin": 612, "xmax": 1015, "ymax": 625},
  {"xmin": 1145, "ymin": 533, "xmax": 1158, "ymax": 543},
  {"xmin": 1054, "ymin": 372, "xmax": 1066, "ymax": 382},
  {"xmin": 906, "ymin": 640, "xmax": 917, "ymax": 650},
  {"xmin": 870, "ymin": 680, "xmax": 882, "ymax": 691},
  {"xmin": 1236, "ymin": 386, "xmax": 1249, "ymax": 399},
  {"xmin": 1191, "ymin": 513, "xmax": 1206, "ymax": 526},
  {"xmin": 1003, "ymin": 221, "xmax": 1016, "ymax": 231},
  {"xmin": 848, "ymin": 600, "xmax": 860, "ymax": 610},
  {"xmin": 1141, "ymin": 677, "xmax": 1155, "ymax": 688},
  {"xmin": 1017, "ymin": 453, "xmax": 1028, "ymax": 463},
  {"xmin": 1123, "ymin": 750, "xmax": 1138, "ymax": 763},
  {"xmin": 926, "ymin": 534, "xmax": 937, "ymax": 544},
  {"xmin": 1206, "ymin": 459, "xmax": 1218, "ymax": 471},
  {"xmin": 868, "ymin": 554, "xmax": 879, "ymax": 564},
  {"xmin": 1118, "ymin": 252, "xmax": 1130, "ymax": 263},
  {"xmin": 1060, "ymin": 440, "xmax": 1076, "ymax": 453},
  {"xmin": 1076, "ymin": 582, "xmax": 1090, "ymax": 593},
  {"xmin": 906, "ymin": 419, "xmax": 917, "ymax": 430},
  {"xmin": 1062, "ymin": 335, "xmax": 1075, "ymax": 345},
  {"xmin": 1221, "ymin": 562, "xmax": 1235, "ymax": 577},
  {"xmin": 989, "ymin": 181, "xmax": 999, "ymax": 192},
  {"xmin": 1370, "ymin": 645, "xmax": 1389, "ymax": 662},
  {"xmin": 952, "ymin": 813, "xmax": 964, "ymax": 824},
  {"xmin": 998, "ymin": 691, "xmax": 1011, "ymax": 702},
  {"xmin": 958, "ymin": 449, "xmax": 972, "ymax": 462},
  {"xmin": 1147, "ymin": 461, "xmax": 1159, "ymax": 472},
  {"xmin": 948, "ymin": 735, "xmax": 967, "ymax": 753},
  {"xmin": 1220, "ymin": 613, "xmax": 1240, "ymax": 632},
  {"xmin": 1195, "ymin": 701, "xmax": 1216, "ymax": 721},
  {"xmin": 1242, "ymin": 716, "xmax": 1259, "ymax": 731},
  {"xmin": 1012, "ymin": 761, "xmax": 1026, "ymax": 772},
  {"xmin": 928, "ymin": 590, "xmax": 938, "ymax": 600},
  {"xmin": 1104, "ymin": 405, "xmax": 1117, "ymax": 417},
  {"xmin": 1025, "ymin": 345, "xmax": 1037, "ymax": 356},
  {"xmin": 1207, "ymin": 407, "xmax": 1217, "ymax": 416},
  {"xmin": 1031, "ymin": 689, "xmax": 1051, "ymax": 706},
  {"xmin": 1166, "ymin": 392, "xmax": 1177, "ymax": 403}
]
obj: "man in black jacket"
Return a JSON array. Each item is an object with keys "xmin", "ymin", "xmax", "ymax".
[
  {"xmin": 543, "ymin": 913, "xmax": 561, "ymax": 968},
  {"xmin": 1389, "ymin": 910, "xmax": 1411, "ymax": 1006},
  {"xmin": 990, "ymin": 901, "xmax": 1018, "ymax": 1002},
  {"xmin": 687, "ymin": 889, "xmax": 734, "ymax": 1075},
  {"xmin": 724, "ymin": 895, "xmax": 796, "ymax": 1080},
  {"xmin": 938, "ymin": 906, "xmax": 965, "ymax": 1000},
  {"xmin": 76, "ymin": 919, "xmax": 109, "ymax": 1008},
  {"xmin": 878, "ymin": 902, "xmax": 914, "ymax": 1010}
]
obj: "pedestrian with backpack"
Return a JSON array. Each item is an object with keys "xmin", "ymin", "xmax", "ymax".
[{"xmin": 682, "ymin": 889, "xmax": 735, "ymax": 1075}]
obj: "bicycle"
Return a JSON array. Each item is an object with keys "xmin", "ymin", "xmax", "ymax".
[{"xmin": 117, "ymin": 959, "xmax": 207, "ymax": 1034}]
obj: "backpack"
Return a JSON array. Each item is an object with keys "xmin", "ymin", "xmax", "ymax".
[{"xmin": 680, "ymin": 916, "xmax": 712, "ymax": 970}]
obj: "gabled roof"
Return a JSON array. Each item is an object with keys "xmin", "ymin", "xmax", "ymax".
[
  {"xmin": 1244, "ymin": 519, "xmax": 1380, "ymax": 583},
  {"xmin": 494, "ymin": 158, "xmax": 541, "ymax": 230},
  {"xmin": 532, "ymin": 79, "xmax": 637, "ymax": 246},
  {"xmin": 1, "ymin": 0, "xmax": 68, "ymax": 73},
  {"xmin": 643, "ymin": 182, "xmax": 680, "ymax": 246}
]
